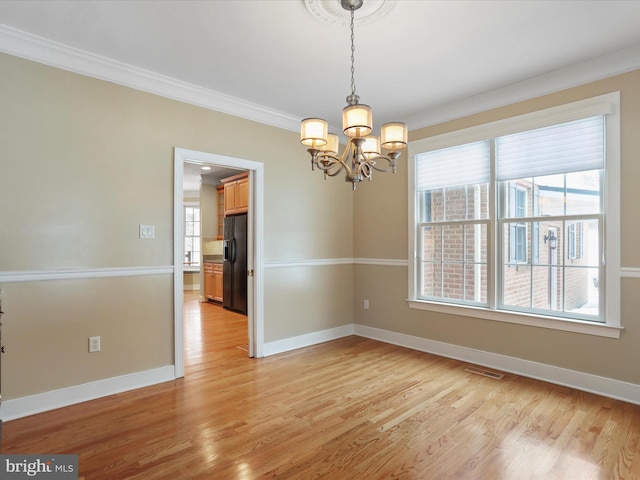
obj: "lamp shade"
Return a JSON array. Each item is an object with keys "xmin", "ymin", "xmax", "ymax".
[
  {"xmin": 343, "ymin": 104, "xmax": 372, "ymax": 138},
  {"xmin": 362, "ymin": 135, "xmax": 380, "ymax": 160},
  {"xmin": 320, "ymin": 133, "xmax": 340, "ymax": 156},
  {"xmin": 300, "ymin": 118, "xmax": 328, "ymax": 147},
  {"xmin": 381, "ymin": 122, "xmax": 408, "ymax": 150}
]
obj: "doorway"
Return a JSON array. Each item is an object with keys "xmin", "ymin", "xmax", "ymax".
[{"xmin": 173, "ymin": 148, "xmax": 264, "ymax": 379}]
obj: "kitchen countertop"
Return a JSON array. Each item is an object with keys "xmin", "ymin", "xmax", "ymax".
[{"xmin": 203, "ymin": 255, "xmax": 223, "ymax": 264}]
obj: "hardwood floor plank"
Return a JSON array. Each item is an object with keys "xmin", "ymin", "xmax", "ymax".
[{"xmin": 3, "ymin": 291, "xmax": 640, "ymax": 479}]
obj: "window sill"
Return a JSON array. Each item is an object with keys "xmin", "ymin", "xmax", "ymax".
[{"xmin": 407, "ymin": 300, "xmax": 622, "ymax": 339}]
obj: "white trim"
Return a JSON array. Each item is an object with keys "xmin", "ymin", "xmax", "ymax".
[
  {"xmin": 6, "ymin": 318, "xmax": 640, "ymax": 420},
  {"xmin": 407, "ymin": 300, "xmax": 622, "ymax": 339},
  {"xmin": 353, "ymin": 258, "xmax": 408, "ymax": 267},
  {"xmin": 0, "ymin": 265, "xmax": 173, "ymax": 283},
  {"xmin": 265, "ymin": 258, "xmax": 353, "ymax": 268},
  {"xmin": 604, "ymin": 92, "xmax": 622, "ymax": 327},
  {"xmin": 263, "ymin": 324, "xmax": 354, "ymax": 357},
  {"xmin": 0, "ymin": 261, "xmax": 631, "ymax": 280},
  {"xmin": 1, "ymin": 365, "xmax": 175, "ymax": 421},
  {"xmin": 409, "ymin": 94, "xmax": 617, "ymax": 154},
  {"xmin": 0, "ymin": 258, "xmax": 401, "ymax": 285},
  {"xmin": 263, "ymin": 258, "xmax": 408, "ymax": 268},
  {"xmin": 404, "ymin": 43, "xmax": 640, "ymax": 130},
  {"xmin": 3, "ymin": 25, "xmax": 639, "ymax": 135},
  {"xmin": 174, "ymin": 158, "xmax": 186, "ymax": 378},
  {"xmin": 252, "ymin": 166, "xmax": 266, "ymax": 358},
  {"xmin": 0, "ymin": 25, "xmax": 300, "ymax": 133},
  {"xmin": 621, "ymin": 267, "xmax": 640, "ymax": 278},
  {"xmin": 174, "ymin": 148, "xmax": 265, "ymax": 371},
  {"xmin": 354, "ymin": 325, "xmax": 640, "ymax": 406}
]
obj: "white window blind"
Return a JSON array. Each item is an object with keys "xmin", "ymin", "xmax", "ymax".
[
  {"xmin": 416, "ymin": 140, "xmax": 490, "ymax": 190},
  {"xmin": 496, "ymin": 116, "xmax": 604, "ymax": 181}
]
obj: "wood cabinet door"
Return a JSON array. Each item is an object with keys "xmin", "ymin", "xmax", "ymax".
[
  {"xmin": 204, "ymin": 264, "xmax": 215, "ymax": 300},
  {"xmin": 213, "ymin": 266, "xmax": 223, "ymax": 302},
  {"xmin": 224, "ymin": 181, "xmax": 238, "ymax": 215},
  {"xmin": 221, "ymin": 172, "xmax": 249, "ymax": 216},
  {"xmin": 236, "ymin": 177, "xmax": 249, "ymax": 213}
]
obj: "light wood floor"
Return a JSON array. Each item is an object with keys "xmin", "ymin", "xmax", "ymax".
[{"xmin": 3, "ymin": 291, "xmax": 640, "ymax": 479}]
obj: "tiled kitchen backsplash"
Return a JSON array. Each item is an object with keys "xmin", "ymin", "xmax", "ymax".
[{"xmin": 203, "ymin": 238, "xmax": 223, "ymax": 255}]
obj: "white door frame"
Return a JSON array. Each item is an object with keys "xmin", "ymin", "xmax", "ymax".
[{"xmin": 173, "ymin": 147, "xmax": 264, "ymax": 378}]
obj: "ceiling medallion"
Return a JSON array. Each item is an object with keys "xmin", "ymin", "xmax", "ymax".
[{"xmin": 304, "ymin": 0, "xmax": 397, "ymax": 26}]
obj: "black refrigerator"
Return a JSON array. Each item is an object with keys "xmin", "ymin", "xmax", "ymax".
[{"xmin": 223, "ymin": 213, "xmax": 248, "ymax": 314}]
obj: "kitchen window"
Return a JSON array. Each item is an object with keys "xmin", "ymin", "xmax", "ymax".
[
  {"xmin": 184, "ymin": 204, "xmax": 200, "ymax": 268},
  {"xmin": 408, "ymin": 93, "xmax": 621, "ymax": 337}
]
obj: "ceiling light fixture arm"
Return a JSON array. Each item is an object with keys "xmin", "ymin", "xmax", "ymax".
[{"xmin": 307, "ymin": 137, "xmax": 400, "ymax": 190}]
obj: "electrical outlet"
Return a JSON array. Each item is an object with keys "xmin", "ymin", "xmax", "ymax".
[
  {"xmin": 364, "ymin": 299, "xmax": 369, "ymax": 309},
  {"xmin": 89, "ymin": 336, "xmax": 101, "ymax": 353}
]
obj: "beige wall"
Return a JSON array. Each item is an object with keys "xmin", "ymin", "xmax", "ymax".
[
  {"xmin": 3, "ymin": 49, "xmax": 638, "ymax": 405},
  {"xmin": 2, "ymin": 277, "xmax": 174, "ymax": 396},
  {"xmin": 354, "ymin": 69, "xmax": 640, "ymax": 385},
  {"xmin": 200, "ymin": 183, "xmax": 218, "ymax": 239},
  {"xmin": 0, "ymin": 53, "xmax": 354, "ymax": 400}
]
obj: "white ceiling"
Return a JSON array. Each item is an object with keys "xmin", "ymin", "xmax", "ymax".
[
  {"xmin": 2, "ymin": 0, "xmax": 640, "ymax": 135},
  {"xmin": 182, "ymin": 162, "xmax": 243, "ymax": 196}
]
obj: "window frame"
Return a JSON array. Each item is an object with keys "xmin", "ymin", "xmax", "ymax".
[
  {"xmin": 407, "ymin": 92, "xmax": 621, "ymax": 339},
  {"xmin": 184, "ymin": 202, "xmax": 201, "ymax": 270},
  {"xmin": 508, "ymin": 183, "xmax": 528, "ymax": 264}
]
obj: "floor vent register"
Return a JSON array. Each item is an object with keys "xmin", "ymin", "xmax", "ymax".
[{"xmin": 464, "ymin": 366, "xmax": 505, "ymax": 380}]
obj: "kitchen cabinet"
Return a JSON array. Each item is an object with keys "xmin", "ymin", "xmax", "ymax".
[
  {"xmin": 222, "ymin": 172, "xmax": 249, "ymax": 216},
  {"xmin": 213, "ymin": 264, "xmax": 223, "ymax": 302},
  {"xmin": 204, "ymin": 262, "xmax": 223, "ymax": 302}
]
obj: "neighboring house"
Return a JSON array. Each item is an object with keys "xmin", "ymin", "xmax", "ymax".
[{"xmin": 420, "ymin": 180, "xmax": 597, "ymax": 313}]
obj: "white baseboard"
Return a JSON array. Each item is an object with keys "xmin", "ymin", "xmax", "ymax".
[
  {"xmin": 354, "ymin": 324, "xmax": 640, "ymax": 406},
  {"xmin": 183, "ymin": 284, "xmax": 200, "ymax": 291},
  {"xmin": 6, "ymin": 323, "xmax": 639, "ymax": 421},
  {"xmin": 1, "ymin": 365, "xmax": 175, "ymax": 421},
  {"xmin": 263, "ymin": 324, "xmax": 354, "ymax": 357}
]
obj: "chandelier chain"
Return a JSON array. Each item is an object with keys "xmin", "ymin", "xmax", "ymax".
[{"xmin": 350, "ymin": 6, "xmax": 356, "ymax": 98}]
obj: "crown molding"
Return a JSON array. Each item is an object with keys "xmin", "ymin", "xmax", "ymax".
[
  {"xmin": 406, "ymin": 42, "xmax": 640, "ymax": 131},
  {"xmin": 2, "ymin": 24, "xmax": 640, "ymax": 135},
  {"xmin": 0, "ymin": 24, "xmax": 301, "ymax": 132}
]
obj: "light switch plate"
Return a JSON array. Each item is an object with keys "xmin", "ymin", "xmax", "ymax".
[{"xmin": 139, "ymin": 224, "xmax": 155, "ymax": 239}]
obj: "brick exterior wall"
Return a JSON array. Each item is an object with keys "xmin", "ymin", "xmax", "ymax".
[{"xmin": 421, "ymin": 182, "xmax": 593, "ymax": 313}]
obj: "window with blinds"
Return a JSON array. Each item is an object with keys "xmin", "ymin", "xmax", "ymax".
[
  {"xmin": 416, "ymin": 141, "xmax": 490, "ymax": 305},
  {"xmin": 410, "ymin": 93, "xmax": 620, "ymax": 331},
  {"xmin": 497, "ymin": 116, "xmax": 603, "ymax": 319}
]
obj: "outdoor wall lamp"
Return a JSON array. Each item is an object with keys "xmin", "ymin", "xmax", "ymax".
[{"xmin": 544, "ymin": 231, "xmax": 558, "ymax": 250}]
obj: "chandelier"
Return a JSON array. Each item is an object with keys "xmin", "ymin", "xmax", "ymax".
[{"xmin": 300, "ymin": 0, "xmax": 407, "ymax": 190}]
